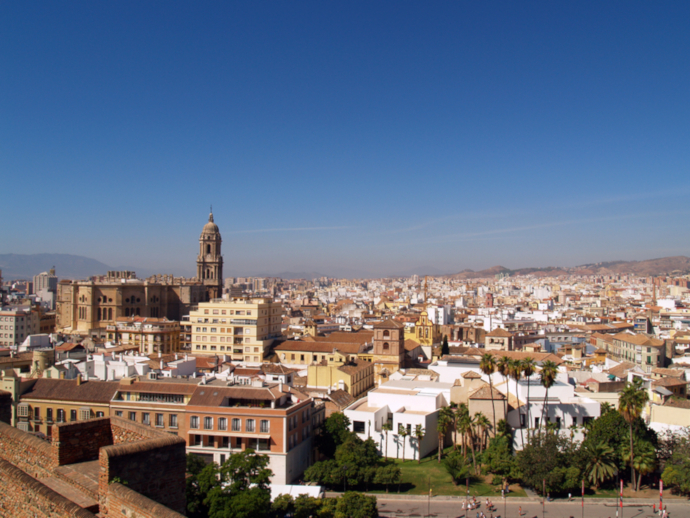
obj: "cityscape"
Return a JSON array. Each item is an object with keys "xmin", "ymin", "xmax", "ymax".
[{"xmin": 2, "ymin": 3, "xmax": 690, "ymax": 518}]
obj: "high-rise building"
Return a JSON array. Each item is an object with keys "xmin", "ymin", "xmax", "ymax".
[
  {"xmin": 186, "ymin": 298, "xmax": 283, "ymax": 362},
  {"xmin": 33, "ymin": 267, "xmax": 58, "ymax": 294},
  {"xmin": 197, "ymin": 210, "xmax": 223, "ymax": 300}
]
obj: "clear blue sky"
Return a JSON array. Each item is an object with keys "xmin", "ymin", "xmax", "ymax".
[{"xmin": 2, "ymin": 2, "xmax": 689, "ymax": 278}]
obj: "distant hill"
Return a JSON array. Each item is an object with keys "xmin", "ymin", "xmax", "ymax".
[
  {"xmin": 0, "ymin": 253, "xmax": 159, "ymax": 281},
  {"xmin": 448, "ymin": 256, "xmax": 690, "ymax": 280}
]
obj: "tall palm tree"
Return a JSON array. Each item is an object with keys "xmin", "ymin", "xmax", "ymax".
[
  {"xmin": 521, "ymin": 357, "xmax": 537, "ymax": 443},
  {"xmin": 618, "ymin": 377, "xmax": 649, "ymax": 490},
  {"xmin": 539, "ymin": 360, "xmax": 558, "ymax": 434},
  {"xmin": 474, "ymin": 412, "xmax": 491, "ymax": 451},
  {"xmin": 437, "ymin": 407, "xmax": 454, "ymax": 463},
  {"xmin": 480, "ymin": 353, "xmax": 498, "ymax": 435},
  {"xmin": 382, "ymin": 421, "xmax": 392, "ymax": 459},
  {"xmin": 466, "ymin": 413, "xmax": 478, "ymax": 472},
  {"xmin": 453, "ymin": 403, "xmax": 469, "ymax": 455},
  {"xmin": 584, "ymin": 442, "xmax": 617, "ymax": 489},
  {"xmin": 496, "ymin": 356, "xmax": 511, "ymax": 421},
  {"xmin": 508, "ymin": 359, "xmax": 525, "ymax": 447},
  {"xmin": 414, "ymin": 424, "xmax": 426, "ymax": 464},
  {"xmin": 399, "ymin": 424, "xmax": 409, "ymax": 462}
]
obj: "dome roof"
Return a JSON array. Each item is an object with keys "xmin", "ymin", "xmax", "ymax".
[{"xmin": 201, "ymin": 212, "xmax": 220, "ymax": 235}]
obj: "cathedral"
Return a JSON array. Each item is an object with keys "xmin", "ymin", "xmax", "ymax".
[{"xmin": 196, "ymin": 210, "xmax": 223, "ymax": 300}]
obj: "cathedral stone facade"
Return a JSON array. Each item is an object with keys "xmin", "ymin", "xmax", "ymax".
[{"xmin": 196, "ymin": 211, "xmax": 223, "ymax": 300}]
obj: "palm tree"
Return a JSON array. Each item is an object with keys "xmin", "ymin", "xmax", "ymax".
[
  {"xmin": 453, "ymin": 403, "xmax": 469, "ymax": 454},
  {"xmin": 414, "ymin": 424, "xmax": 426, "ymax": 464},
  {"xmin": 382, "ymin": 421, "xmax": 392, "ymax": 459},
  {"xmin": 480, "ymin": 353, "xmax": 498, "ymax": 434},
  {"xmin": 474, "ymin": 412, "xmax": 491, "ymax": 451},
  {"xmin": 508, "ymin": 359, "xmax": 525, "ymax": 447},
  {"xmin": 521, "ymin": 357, "xmax": 536, "ymax": 443},
  {"xmin": 618, "ymin": 377, "xmax": 649, "ymax": 490},
  {"xmin": 622, "ymin": 438, "xmax": 656, "ymax": 491},
  {"xmin": 539, "ymin": 360, "xmax": 558, "ymax": 434},
  {"xmin": 398, "ymin": 424, "xmax": 409, "ymax": 462},
  {"xmin": 437, "ymin": 407, "xmax": 454, "ymax": 463},
  {"xmin": 496, "ymin": 356, "xmax": 511, "ymax": 421},
  {"xmin": 466, "ymin": 413, "xmax": 479, "ymax": 472},
  {"xmin": 584, "ymin": 442, "xmax": 617, "ymax": 489}
]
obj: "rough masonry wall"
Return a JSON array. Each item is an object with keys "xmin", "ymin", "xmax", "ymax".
[
  {"xmin": 106, "ymin": 483, "xmax": 186, "ymax": 518},
  {"xmin": 0, "ymin": 421, "xmax": 54, "ymax": 478},
  {"xmin": 53, "ymin": 418, "xmax": 114, "ymax": 466},
  {"xmin": 99, "ymin": 434, "xmax": 187, "ymax": 515},
  {"xmin": 0, "ymin": 459, "xmax": 96, "ymax": 518},
  {"xmin": 110, "ymin": 416, "xmax": 160, "ymax": 444}
]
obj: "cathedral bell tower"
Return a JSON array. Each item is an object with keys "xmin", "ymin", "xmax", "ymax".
[{"xmin": 197, "ymin": 210, "xmax": 223, "ymax": 300}]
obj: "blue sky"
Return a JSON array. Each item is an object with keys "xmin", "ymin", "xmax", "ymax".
[{"xmin": 2, "ymin": 2, "xmax": 689, "ymax": 278}]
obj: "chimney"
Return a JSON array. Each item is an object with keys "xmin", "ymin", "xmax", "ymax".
[
  {"xmin": 279, "ymin": 380, "xmax": 283, "ymax": 393},
  {"xmin": 76, "ymin": 373, "xmax": 82, "ymax": 385},
  {"xmin": 160, "ymin": 360, "xmax": 164, "ymax": 370}
]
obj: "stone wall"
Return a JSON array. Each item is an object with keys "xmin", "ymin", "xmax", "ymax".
[
  {"xmin": 110, "ymin": 416, "xmax": 159, "ymax": 444},
  {"xmin": 0, "ymin": 421, "xmax": 54, "ymax": 478},
  {"xmin": 0, "ymin": 390, "xmax": 12, "ymax": 425},
  {"xmin": 99, "ymin": 419, "xmax": 187, "ymax": 515},
  {"xmin": 106, "ymin": 483, "xmax": 186, "ymax": 518},
  {"xmin": 52, "ymin": 418, "xmax": 114, "ymax": 466},
  {"xmin": 0, "ymin": 459, "xmax": 95, "ymax": 518}
]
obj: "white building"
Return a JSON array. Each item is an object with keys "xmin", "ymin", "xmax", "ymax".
[{"xmin": 344, "ymin": 379, "xmax": 452, "ymax": 461}]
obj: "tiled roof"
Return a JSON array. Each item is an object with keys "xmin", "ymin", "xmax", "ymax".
[{"xmin": 21, "ymin": 379, "xmax": 118, "ymax": 403}]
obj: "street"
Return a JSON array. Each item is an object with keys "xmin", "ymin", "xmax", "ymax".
[{"xmin": 376, "ymin": 498, "xmax": 689, "ymax": 518}]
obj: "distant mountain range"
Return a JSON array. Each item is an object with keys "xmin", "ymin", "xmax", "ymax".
[
  {"xmin": 447, "ymin": 256, "xmax": 690, "ymax": 280},
  {"xmin": 0, "ymin": 254, "xmax": 158, "ymax": 281},
  {"xmin": 2, "ymin": 253, "xmax": 689, "ymax": 282}
]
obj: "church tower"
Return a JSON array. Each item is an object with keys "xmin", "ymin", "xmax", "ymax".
[{"xmin": 197, "ymin": 210, "xmax": 223, "ymax": 300}]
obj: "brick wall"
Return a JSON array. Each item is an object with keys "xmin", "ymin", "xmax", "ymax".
[
  {"xmin": 0, "ymin": 390, "xmax": 11, "ymax": 425},
  {"xmin": 52, "ymin": 418, "xmax": 114, "ymax": 466},
  {"xmin": 0, "ymin": 459, "xmax": 95, "ymax": 518},
  {"xmin": 106, "ymin": 483, "xmax": 185, "ymax": 518},
  {"xmin": 0, "ymin": 421, "xmax": 54, "ymax": 478},
  {"xmin": 99, "ymin": 418, "xmax": 187, "ymax": 515}
]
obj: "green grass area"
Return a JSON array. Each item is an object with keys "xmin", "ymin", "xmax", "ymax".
[{"xmin": 371, "ymin": 448, "xmax": 526, "ymax": 497}]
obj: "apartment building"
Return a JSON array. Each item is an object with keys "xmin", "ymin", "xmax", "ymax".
[
  {"xmin": 106, "ymin": 316, "xmax": 181, "ymax": 355},
  {"xmin": 186, "ymin": 297, "xmax": 283, "ymax": 362},
  {"xmin": 0, "ymin": 306, "xmax": 40, "ymax": 346},
  {"xmin": 607, "ymin": 331, "xmax": 668, "ymax": 373}
]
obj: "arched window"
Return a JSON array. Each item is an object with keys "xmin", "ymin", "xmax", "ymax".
[
  {"xmin": 136, "ymin": 307, "xmax": 141, "ymax": 316},
  {"xmin": 382, "ymin": 342, "xmax": 390, "ymax": 352},
  {"xmin": 207, "ymin": 244, "xmax": 211, "ymax": 254},
  {"xmin": 125, "ymin": 308, "xmax": 130, "ymax": 317},
  {"xmin": 97, "ymin": 308, "xmax": 101, "ymax": 320},
  {"xmin": 383, "ymin": 330, "xmax": 390, "ymax": 338},
  {"xmin": 108, "ymin": 308, "xmax": 113, "ymax": 320}
]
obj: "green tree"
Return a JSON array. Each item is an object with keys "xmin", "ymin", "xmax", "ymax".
[
  {"xmin": 521, "ymin": 357, "xmax": 536, "ymax": 443},
  {"xmin": 661, "ymin": 428, "xmax": 690, "ymax": 495},
  {"xmin": 381, "ymin": 421, "xmax": 392, "ymax": 459},
  {"xmin": 398, "ymin": 424, "xmax": 409, "ymax": 462},
  {"xmin": 437, "ymin": 407, "xmax": 454, "ymax": 463},
  {"xmin": 474, "ymin": 412, "xmax": 491, "ymax": 452},
  {"xmin": 618, "ymin": 377, "xmax": 649, "ymax": 490},
  {"xmin": 538, "ymin": 361, "xmax": 558, "ymax": 433},
  {"xmin": 621, "ymin": 438, "xmax": 656, "ymax": 491},
  {"xmin": 374, "ymin": 464, "xmax": 401, "ymax": 493},
  {"xmin": 186, "ymin": 454, "xmax": 214, "ymax": 518},
  {"xmin": 518, "ymin": 432, "xmax": 579, "ymax": 494},
  {"xmin": 496, "ymin": 356, "xmax": 511, "ymax": 419},
  {"xmin": 443, "ymin": 451, "xmax": 471, "ymax": 485},
  {"xmin": 414, "ymin": 424, "xmax": 426, "ymax": 463},
  {"xmin": 441, "ymin": 334, "xmax": 450, "ymax": 356},
  {"xmin": 480, "ymin": 353, "xmax": 498, "ymax": 435},
  {"xmin": 583, "ymin": 442, "xmax": 617, "ymax": 489},
  {"xmin": 334, "ymin": 492, "xmax": 378, "ymax": 518},
  {"xmin": 294, "ymin": 495, "xmax": 326, "ymax": 518},
  {"xmin": 272, "ymin": 494, "xmax": 294, "ymax": 517},
  {"xmin": 482, "ymin": 434, "xmax": 518, "ymax": 482},
  {"xmin": 508, "ymin": 359, "xmax": 525, "ymax": 447},
  {"xmin": 317, "ymin": 412, "xmax": 352, "ymax": 458}
]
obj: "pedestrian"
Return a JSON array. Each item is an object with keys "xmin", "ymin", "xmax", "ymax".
[
  {"xmin": 568, "ymin": 492, "xmax": 572, "ymax": 501},
  {"xmin": 519, "ymin": 505, "xmax": 522, "ymax": 516}
]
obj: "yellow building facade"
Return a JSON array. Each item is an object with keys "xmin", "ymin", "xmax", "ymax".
[
  {"xmin": 187, "ymin": 297, "xmax": 282, "ymax": 363},
  {"xmin": 307, "ymin": 350, "xmax": 374, "ymax": 398}
]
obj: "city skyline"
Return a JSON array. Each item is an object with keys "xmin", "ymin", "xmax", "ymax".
[{"xmin": 2, "ymin": 2, "xmax": 690, "ymax": 275}]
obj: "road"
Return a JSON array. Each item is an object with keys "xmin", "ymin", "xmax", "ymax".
[{"xmin": 376, "ymin": 498, "xmax": 688, "ymax": 518}]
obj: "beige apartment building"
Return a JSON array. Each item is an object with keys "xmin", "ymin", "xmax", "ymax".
[
  {"xmin": 186, "ymin": 297, "xmax": 283, "ymax": 363},
  {"xmin": 106, "ymin": 316, "xmax": 181, "ymax": 355},
  {"xmin": 0, "ymin": 306, "xmax": 40, "ymax": 346}
]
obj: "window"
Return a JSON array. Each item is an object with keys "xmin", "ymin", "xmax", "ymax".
[
  {"xmin": 96, "ymin": 411, "xmax": 104, "ymax": 418},
  {"xmin": 169, "ymin": 414, "xmax": 178, "ymax": 428},
  {"xmin": 191, "ymin": 434, "xmax": 202, "ymax": 446},
  {"xmin": 57, "ymin": 409, "xmax": 65, "ymax": 423},
  {"xmin": 354, "ymin": 421, "xmax": 366, "ymax": 433},
  {"xmin": 232, "ymin": 418, "xmax": 241, "ymax": 431},
  {"xmin": 129, "ymin": 412, "xmax": 136, "ymax": 421},
  {"xmin": 219, "ymin": 418, "xmax": 227, "ymax": 431},
  {"xmin": 190, "ymin": 416, "xmax": 200, "ymax": 429},
  {"xmin": 151, "ymin": 413, "xmax": 162, "ymax": 427},
  {"xmin": 260, "ymin": 420, "xmax": 269, "ymax": 433},
  {"xmin": 34, "ymin": 407, "xmax": 40, "ymax": 419},
  {"xmin": 142, "ymin": 413, "xmax": 150, "ymax": 425},
  {"xmin": 204, "ymin": 417, "xmax": 213, "ymax": 430},
  {"xmin": 246, "ymin": 419, "xmax": 255, "ymax": 432}
]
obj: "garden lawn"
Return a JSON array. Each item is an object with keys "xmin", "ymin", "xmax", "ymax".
[{"xmin": 376, "ymin": 452, "xmax": 526, "ymax": 497}]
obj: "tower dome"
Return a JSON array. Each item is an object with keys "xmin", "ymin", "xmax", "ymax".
[
  {"xmin": 197, "ymin": 210, "xmax": 223, "ymax": 300},
  {"xmin": 201, "ymin": 211, "xmax": 220, "ymax": 235}
]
